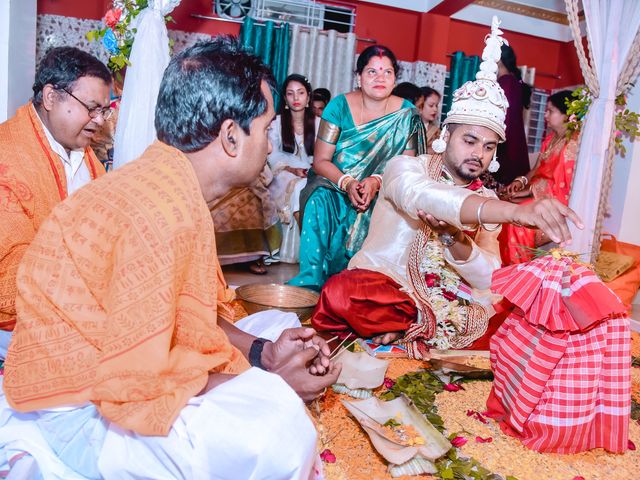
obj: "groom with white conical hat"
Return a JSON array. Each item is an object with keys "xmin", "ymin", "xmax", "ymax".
[{"xmin": 310, "ymin": 17, "xmax": 583, "ymax": 358}]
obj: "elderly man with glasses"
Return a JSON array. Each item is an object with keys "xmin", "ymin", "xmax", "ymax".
[{"xmin": 0, "ymin": 47, "xmax": 112, "ymax": 352}]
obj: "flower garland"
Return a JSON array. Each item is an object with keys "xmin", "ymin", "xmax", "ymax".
[
  {"xmin": 416, "ymin": 173, "xmax": 476, "ymax": 351},
  {"xmin": 418, "ymin": 232, "xmax": 466, "ymax": 350},
  {"xmin": 86, "ymin": 1, "xmax": 174, "ymax": 73},
  {"xmin": 566, "ymin": 86, "xmax": 639, "ymax": 156}
]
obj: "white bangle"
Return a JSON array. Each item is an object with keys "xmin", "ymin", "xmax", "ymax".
[
  {"xmin": 337, "ymin": 174, "xmax": 355, "ymax": 191},
  {"xmin": 477, "ymin": 198, "xmax": 500, "ymax": 232},
  {"xmin": 516, "ymin": 175, "xmax": 528, "ymax": 187},
  {"xmin": 371, "ymin": 174, "xmax": 383, "ymax": 188}
]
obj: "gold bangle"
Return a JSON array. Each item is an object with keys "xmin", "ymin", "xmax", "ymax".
[
  {"xmin": 477, "ymin": 198, "xmax": 500, "ymax": 232},
  {"xmin": 342, "ymin": 177, "xmax": 357, "ymax": 192},
  {"xmin": 337, "ymin": 173, "xmax": 351, "ymax": 190}
]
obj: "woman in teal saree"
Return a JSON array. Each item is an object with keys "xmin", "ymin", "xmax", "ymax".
[{"xmin": 288, "ymin": 45, "xmax": 426, "ymax": 291}]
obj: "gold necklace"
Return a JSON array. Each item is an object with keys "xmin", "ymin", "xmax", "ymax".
[
  {"xmin": 539, "ymin": 133, "xmax": 565, "ymax": 161},
  {"xmin": 360, "ymin": 92, "xmax": 389, "ymax": 125}
]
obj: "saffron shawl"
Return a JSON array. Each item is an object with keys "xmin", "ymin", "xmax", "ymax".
[
  {"xmin": 4, "ymin": 142, "xmax": 248, "ymax": 436},
  {"xmin": 0, "ymin": 104, "xmax": 104, "ymax": 330}
]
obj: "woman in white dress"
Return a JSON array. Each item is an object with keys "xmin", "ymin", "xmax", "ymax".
[{"xmin": 267, "ymin": 74, "xmax": 320, "ymax": 263}]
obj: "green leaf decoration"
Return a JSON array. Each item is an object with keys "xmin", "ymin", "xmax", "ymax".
[
  {"xmin": 565, "ymin": 86, "xmax": 640, "ymax": 156},
  {"xmin": 85, "ymin": 0, "xmax": 173, "ymax": 73},
  {"xmin": 379, "ymin": 370, "xmax": 517, "ymax": 480}
]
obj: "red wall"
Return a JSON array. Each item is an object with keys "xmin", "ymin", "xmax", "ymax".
[
  {"xmin": 37, "ymin": 0, "xmax": 582, "ymax": 89},
  {"xmin": 38, "ymin": 0, "xmax": 110, "ymax": 19}
]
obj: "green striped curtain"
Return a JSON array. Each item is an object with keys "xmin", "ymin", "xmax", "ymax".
[
  {"xmin": 240, "ymin": 17, "xmax": 290, "ymax": 107},
  {"xmin": 442, "ymin": 51, "xmax": 481, "ymax": 116}
]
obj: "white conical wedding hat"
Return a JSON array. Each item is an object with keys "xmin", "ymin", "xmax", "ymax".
[{"xmin": 443, "ymin": 16, "xmax": 510, "ymax": 141}]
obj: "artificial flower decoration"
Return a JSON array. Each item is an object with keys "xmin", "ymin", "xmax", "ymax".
[
  {"xmin": 102, "ymin": 28, "xmax": 120, "ymax": 55},
  {"xmin": 104, "ymin": 7, "xmax": 123, "ymax": 28},
  {"xmin": 87, "ymin": 1, "xmax": 174, "ymax": 73},
  {"xmin": 565, "ymin": 86, "xmax": 639, "ymax": 156}
]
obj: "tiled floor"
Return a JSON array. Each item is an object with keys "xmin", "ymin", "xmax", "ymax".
[{"xmin": 222, "ymin": 262, "xmax": 299, "ymax": 288}]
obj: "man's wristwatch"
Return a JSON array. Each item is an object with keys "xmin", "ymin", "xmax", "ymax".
[
  {"xmin": 438, "ymin": 232, "xmax": 458, "ymax": 248},
  {"xmin": 249, "ymin": 337, "xmax": 271, "ymax": 370}
]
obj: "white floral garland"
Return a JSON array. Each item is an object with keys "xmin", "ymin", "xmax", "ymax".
[
  {"xmin": 417, "ymin": 171, "xmax": 473, "ymax": 350},
  {"xmin": 418, "ymin": 233, "xmax": 469, "ymax": 350}
]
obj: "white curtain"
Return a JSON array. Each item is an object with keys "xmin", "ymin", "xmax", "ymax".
[
  {"xmin": 396, "ymin": 60, "xmax": 447, "ymax": 124},
  {"xmin": 287, "ymin": 24, "xmax": 356, "ymax": 97},
  {"xmin": 397, "ymin": 60, "xmax": 447, "ymax": 95},
  {"xmin": 565, "ymin": 0, "xmax": 640, "ymax": 260},
  {"xmin": 112, "ymin": 0, "xmax": 181, "ymax": 169}
]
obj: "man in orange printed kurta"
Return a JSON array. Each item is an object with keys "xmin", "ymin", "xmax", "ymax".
[
  {"xmin": 0, "ymin": 47, "xmax": 111, "ymax": 338},
  {"xmin": 1, "ymin": 38, "xmax": 340, "ymax": 480}
]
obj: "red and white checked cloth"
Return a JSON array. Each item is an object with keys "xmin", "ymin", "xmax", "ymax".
[{"xmin": 485, "ymin": 255, "xmax": 631, "ymax": 453}]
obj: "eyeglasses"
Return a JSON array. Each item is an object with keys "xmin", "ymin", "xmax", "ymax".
[{"xmin": 58, "ymin": 87, "xmax": 114, "ymax": 120}]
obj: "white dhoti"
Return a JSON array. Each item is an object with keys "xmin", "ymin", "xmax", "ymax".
[{"xmin": 0, "ymin": 311, "xmax": 321, "ymax": 480}]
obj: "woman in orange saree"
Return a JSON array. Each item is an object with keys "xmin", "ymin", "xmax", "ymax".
[{"xmin": 498, "ymin": 90, "xmax": 577, "ymax": 265}]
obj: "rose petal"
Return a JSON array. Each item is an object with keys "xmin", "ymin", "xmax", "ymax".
[
  {"xmin": 383, "ymin": 377, "xmax": 395, "ymax": 389},
  {"xmin": 628, "ymin": 439, "xmax": 636, "ymax": 451},
  {"xmin": 466, "ymin": 409, "xmax": 476, "ymax": 417},
  {"xmin": 572, "ymin": 477, "xmax": 585, "ymax": 480},
  {"xmin": 473, "ymin": 412, "xmax": 489, "ymax": 424},
  {"xmin": 320, "ymin": 448, "xmax": 336, "ymax": 463},
  {"xmin": 475, "ymin": 436, "xmax": 493, "ymax": 443},
  {"xmin": 444, "ymin": 383, "xmax": 462, "ymax": 392},
  {"xmin": 451, "ymin": 436, "xmax": 468, "ymax": 447}
]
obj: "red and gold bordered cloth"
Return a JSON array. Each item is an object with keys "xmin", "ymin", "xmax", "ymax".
[{"xmin": 486, "ymin": 255, "xmax": 631, "ymax": 453}]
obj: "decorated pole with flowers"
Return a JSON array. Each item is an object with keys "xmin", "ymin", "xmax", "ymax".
[
  {"xmin": 88, "ymin": 1, "xmax": 180, "ymax": 169},
  {"xmin": 564, "ymin": 0, "xmax": 640, "ymax": 262}
]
